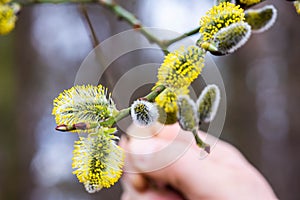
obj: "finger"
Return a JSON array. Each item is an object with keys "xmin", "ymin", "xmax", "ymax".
[
  {"xmin": 121, "ymin": 190, "xmax": 184, "ymax": 200},
  {"xmin": 122, "ymin": 178, "xmax": 184, "ymax": 200},
  {"xmin": 126, "ymin": 135, "xmax": 207, "ymax": 198},
  {"xmin": 124, "ymin": 123, "xmax": 248, "ymax": 163},
  {"xmin": 126, "ymin": 134, "xmax": 277, "ymax": 199},
  {"xmin": 121, "ymin": 123, "xmax": 198, "ymax": 175},
  {"xmin": 124, "ymin": 123, "xmax": 211, "ymax": 196},
  {"xmin": 124, "ymin": 125, "xmax": 260, "ymax": 198},
  {"xmin": 126, "ymin": 123, "xmax": 194, "ymax": 143},
  {"xmin": 123, "ymin": 123, "xmax": 277, "ymax": 199}
]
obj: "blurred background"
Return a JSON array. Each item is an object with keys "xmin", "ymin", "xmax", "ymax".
[{"xmin": 0, "ymin": 0, "xmax": 299, "ymax": 199}]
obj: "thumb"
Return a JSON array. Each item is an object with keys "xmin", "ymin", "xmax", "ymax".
[
  {"xmin": 122, "ymin": 124, "xmax": 278, "ymax": 200},
  {"xmin": 128, "ymin": 136, "xmax": 194, "ymax": 173},
  {"xmin": 123, "ymin": 124, "xmax": 211, "ymax": 199}
]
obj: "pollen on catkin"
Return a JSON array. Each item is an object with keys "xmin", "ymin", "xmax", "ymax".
[
  {"xmin": 245, "ymin": 5, "xmax": 277, "ymax": 33},
  {"xmin": 177, "ymin": 95, "xmax": 199, "ymax": 132},
  {"xmin": 197, "ymin": 84, "xmax": 221, "ymax": 123},
  {"xmin": 199, "ymin": 2, "xmax": 245, "ymax": 41},
  {"xmin": 0, "ymin": 4, "xmax": 18, "ymax": 35},
  {"xmin": 212, "ymin": 22, "xmax": 251, "ymax": 54},
  {"xmin": 155, "ymin": 87, "xmax": 189, "ymax": 124},
  {"xmin": 52, "ymin": 85, "xmax": 117, "ymax": 131},
  {"xmin": 157, "ymin": 46, "xmax": 205, "ymax": 89},
  {"xmin": 72, "ymin": 127, "xmax": 124, "ymax": 193},
  {"xmin": 130, "ymin": 100, "xmax": 158, "ymax": 127}
]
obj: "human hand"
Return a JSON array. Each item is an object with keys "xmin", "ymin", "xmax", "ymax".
[{"xmin": 120, "ymin": 123, "xmax": 277, "ymax": 200}]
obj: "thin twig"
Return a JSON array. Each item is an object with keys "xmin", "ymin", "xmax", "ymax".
[
  {"xmin": 99, "ymin": 85, "xmax": 166, "ymax": 127},
  {"xmin": 162, "ymin": 26, "xmax": 201, "ymax": 47},
  {"xmin": 22, "ymin": 0, "xmax": 96, "ymax": 5},
  {"xmin": 22, "ymin": 0, "xmax": 199, "ymax": 53},
  {"xmin": 79, "ymin": 4, "xmax": 99, "ymax": 48},
  {"xmin": 98, "ymin": 0, "xmax": 169, "ymax": 54},
  {"xmin": 192, "ymin": 129, "xmax": 210, "ymax": 153}
]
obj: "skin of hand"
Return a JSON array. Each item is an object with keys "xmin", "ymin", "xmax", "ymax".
[{"xmin": 119, "ymin": 123, "xmax": 278, "ymax": 200}]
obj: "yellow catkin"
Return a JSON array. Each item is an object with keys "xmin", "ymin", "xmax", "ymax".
[
  {"xmin": 0, "ymin": 4, "xmax": 17, "ymax": 35},
  {"xmin": 52, "ymin": 85, "xmax": 117, "ymax": 131},
  {"xmin": 157, "ymin": 46, "xmax": 205, "ymax": 89},
  {"xmin": 72, "ymin": 127, "xmax": 124, "ymax": 193},
  {"xmin": 155, "ymin": 87, "xmax": 189, "ymax": 124},
  {"xmin": 199, "ymin": 2, "xmax": 245, "ymax": 41}
]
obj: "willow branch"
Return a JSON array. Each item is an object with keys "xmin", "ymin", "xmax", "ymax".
[
  {"xmin": 99, "ymin": 85, "xmax": 165, "ymax": 127},
  {"xmin": 162, "ymin": 26, "xmax": 200, "ymax": 47},
  {"xmin": 20, "ymin": 0, "xmax": 95, "ymax": 5},
  {"xmin": 56, "ymin": 85, "xmax": 165, "ymax": 131},
  {"xmin": 79, "ymin": 4, "xmax": 99, "ymax": 48},
  {"xmin": 98, "ymin": 0, "xmax": 169, "ymax": 54},
  {"xmin": 192, "ymin": 129, "xmax": 210, "ymax": 153},
  {"xmin": 21, "ymin": 0, "xmax": 200, "ymax": 53}
]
